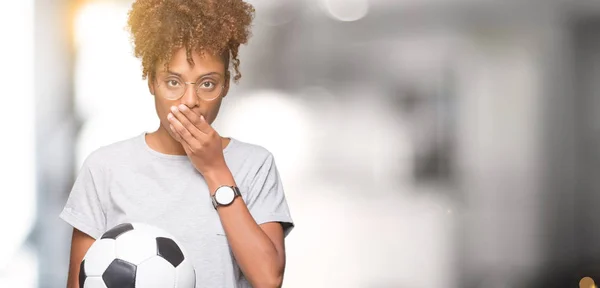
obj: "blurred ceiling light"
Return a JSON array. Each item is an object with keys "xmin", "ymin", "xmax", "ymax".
[
  {"xmin": 74, "ymin": 2, "xmax": 124, "ymax": 50},
  {"xmin": 74, "ymin": 2, "xmax": 129, "ymax": 120},
  {"xmin": 321, "ymin": 0, "xmax": 369, "ymax": 22},
  {"xmin": 73, "ymin": 2, "xmax": 151, "ymax": 122}
]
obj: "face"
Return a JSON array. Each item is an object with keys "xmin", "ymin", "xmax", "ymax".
[{"xmin": 149, "ymin": 47, "xmax": 230, "ymax": 139}]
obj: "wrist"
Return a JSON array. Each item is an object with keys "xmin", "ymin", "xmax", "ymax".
[{"xmin": 203, "ymin": 165, "xmax": 235, "ymax": 195}]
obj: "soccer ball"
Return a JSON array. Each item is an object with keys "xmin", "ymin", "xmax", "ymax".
[{"xmin": 79, "ymin": 222, "xmax": 195, "ymax": 288}]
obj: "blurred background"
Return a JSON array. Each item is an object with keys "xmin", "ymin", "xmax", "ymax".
[{"xmin": 2, "ymin": 0, "xmax": 600, "ymax": 287}]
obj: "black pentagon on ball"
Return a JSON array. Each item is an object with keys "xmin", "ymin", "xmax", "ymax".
[
  {"xmin": 102, "ymin": 259, "xmax": 137, "ymax": 288},
  {"xmin": 79, "ymin": 260, "xmax": 86, "ymax": 288},
  {"xmin": 101, "ymin": 223, "xmax": 134, "ymax": 240},
  {"xmin": 156, "ymin": 237, "xmax": 184, "ymax": 267}
]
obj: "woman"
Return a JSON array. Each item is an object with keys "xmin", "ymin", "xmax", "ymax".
[{"xmin": 61, "ymin": 0, "xmax": 294, "ymax": 287}]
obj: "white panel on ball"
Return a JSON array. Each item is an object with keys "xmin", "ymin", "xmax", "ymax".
[
  {"xmin": 115, "ymin": 230, "xmax": 158, "ymax": 265},
  {"xmin": 84, "ymin": 239, "xmax": 116, "ymax": 276},
  {"xmin": 135, "ymin": 256, "xmax": 176, "ymax": 288},
  {"xmin": 175, "ymin": 259, "xmax": 196, "ymax": 288},
  {"xmin": 83, "ymin": 276, "xmax": 108, "ymax": 288}
]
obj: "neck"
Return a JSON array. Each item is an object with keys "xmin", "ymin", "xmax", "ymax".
[{"xmin": 146, "ymin": 125, "xmax": 187, "ymax": 156}]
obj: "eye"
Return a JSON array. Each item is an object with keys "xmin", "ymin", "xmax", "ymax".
[
  {"xmin": 166, "ymin": 79, "xmax": 181, "ymax": 87},
  {"xmin": 200, "ymin": 81, "xmax": 215, "ymax": 89}
]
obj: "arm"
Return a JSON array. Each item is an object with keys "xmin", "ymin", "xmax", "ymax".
[
  {"xmin": 66, "ymin": 229, "xmax": 95, "ymax": 288},
  {"xmin": 167, "ymin": 105, "xmax": 291, "ymax": 287},
  {"xmin": 205, "ymin": 169, "xmax": 286, "ymax": 288}
]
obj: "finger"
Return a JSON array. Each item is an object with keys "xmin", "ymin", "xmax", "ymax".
[
  {"xmin": 168, "ymin": 112, "xmax": 196, "ymax": 147},
  {"xmin": 169, "ymin": 124, "xmax": 185, "ymax": 143},
  {"xmin": 181, "ymin": 139, "xmax": 193, "ymax": 155},
  {"xmin": 169, "ymin": 123, "xmax": 195, "ymax": 154},
  {"xmin": 174, "ymin": 105, "xmax": 212, "ymax": 138},
  {"xmin": 170, "ymin": 106, "xmax": 203, "ymax": 139},
  {"xmin": 175, "ymin": 104, "xmax": 203, "ymax": 129},
  {"xmin": 169, "ymin": 124, "xmax": 181, "ymax": 142},
  {"xmin": 194, "ymin": 114, "xmax": 213, "ymax": 135}
]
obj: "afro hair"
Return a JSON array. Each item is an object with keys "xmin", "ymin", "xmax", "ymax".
[{"xmin": 127, "ymin": 0, "xmax": 255, "ymax": 82}]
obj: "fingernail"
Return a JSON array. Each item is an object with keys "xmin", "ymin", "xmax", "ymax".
[
  {"xmin": 170, "ymin": 106, "xmax": 178, "ymax": 113},
  {"xmin": 178, "ymin": 104, "xmax": 188, "ymax": 111},
  {"xmin": 200, "ymin": 115, "xmax": 205, "ymax": 121},
  {"xmin": 167, "ymin": 113, "xmax": 173, "ymax": 119}
]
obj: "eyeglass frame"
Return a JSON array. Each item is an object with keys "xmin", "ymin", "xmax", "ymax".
[{"xmin": 152, "ymin": 73, "xmax": 227, "ymax": 101}]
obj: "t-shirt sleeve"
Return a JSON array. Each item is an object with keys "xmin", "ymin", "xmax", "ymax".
[
  {"xmin": 59, "ymin": 156, "xmax": 106, "ymax": 239},
  {"xmin": 246, "ymin": 153, "xmax": 294, "ymax": 237}
]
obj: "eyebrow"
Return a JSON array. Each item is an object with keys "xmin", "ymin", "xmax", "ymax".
[{"xmin": 165, "ymin": 70, "xmax": 222, "ymax": 81}]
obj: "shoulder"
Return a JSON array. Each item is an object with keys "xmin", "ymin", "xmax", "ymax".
[
  {"xmin": 226, "ymin": 138, "xmax": 279, "ymax": 174},
  {"xmin": 227, "ymin": 138, "xmax": 274, "ymax": 162},
  {"xmin": 80, "ymin": 134, "xmax": 142, "ymax": 171}
]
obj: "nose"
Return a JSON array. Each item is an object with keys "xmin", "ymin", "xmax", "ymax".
[{"xmin": 180, "ymin": 82, "xmax": 198, "ymax": 108}]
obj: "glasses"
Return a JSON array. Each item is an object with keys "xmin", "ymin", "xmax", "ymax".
[{"xmin": 155, "ymin": 75, "xmax": 225, "ymax": 101}]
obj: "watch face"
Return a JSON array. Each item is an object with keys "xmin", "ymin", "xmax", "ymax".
[{"xmin": 215, "ymin": 187, "xmax": 235, "ymax": 205}]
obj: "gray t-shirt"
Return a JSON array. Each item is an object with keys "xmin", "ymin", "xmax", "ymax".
[{"xmin": 60, "ymin": 133, "xmax": 294, "ymax": 287}]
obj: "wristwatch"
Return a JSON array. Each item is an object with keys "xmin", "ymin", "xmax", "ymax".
[{"xmin": 211, "ymin": 185, "xmax": 242, "ymax": 209}]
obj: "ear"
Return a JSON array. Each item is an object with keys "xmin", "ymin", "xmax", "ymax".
[{"xmin": 222, "ymin": 71, "xmax": 231, "ymax": 98}]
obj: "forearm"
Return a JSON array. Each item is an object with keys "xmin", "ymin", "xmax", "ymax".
[
  {"xmin": 66, "ymin": 275, "xmax": 77, "ymax": 288},
  {"xmin": 204, "ymin": 168, "xmax": 284, "ymax": 288}
]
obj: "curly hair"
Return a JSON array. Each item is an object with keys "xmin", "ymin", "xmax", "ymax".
[{"xmin": 127, "ymin": 0, "xmax": 255, "ymax": 82}]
